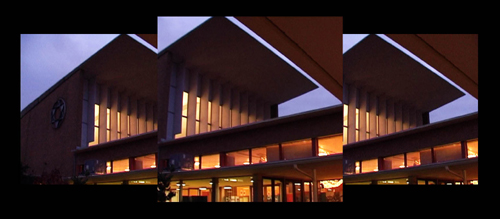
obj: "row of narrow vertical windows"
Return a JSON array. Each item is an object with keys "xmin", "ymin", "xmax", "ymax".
[
  {"xmin": 343, "ymin": 104, "xmax": 385, "ymax": 145},
  {"xmin": 89, "ymin": 103, "xmax": 152, "ymax": 146},
  {"xmin": 175, "ymin": 91, "xmax": 254, "ymax": 139}
]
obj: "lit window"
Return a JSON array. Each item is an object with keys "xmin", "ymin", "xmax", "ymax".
[
  {"xmin": 106, "ymin": 161, "xmax": 111, "ymax": 174},
  {"xmin": 318, "ymin": 135, "xmax": 342, "ymax": 156},
  {"xmin": 251, "ymin": 147, "xmax": 268, "ymax": 164},
  {"xmin": 117, "ymin": 111, "xmax": 121, "ymax": 139},
  {"xmin": 376, "ymin": 115, "xmax": 379, "ymax": 137},
  {"xmin": 201, "ymin": 154, "xmax": 220, "ymax": 169},
  {"xmin": 208, "ymin": 101, "xmax": 212, "ymax": 131},
  {"xmin": 106, "ymin": 108, "xmax": 111, "ymax": 140},
  {"xmin": 343, "ymin": 104, "xmax": 348, "ymax": 145},
  {"xmin": 383, "ymin": 154, "xmax": 405, "ymax": 170},
  {"xmin": 112, "ymin": 158, "xmax": 130, "ymax": 173},
  {"xmin": 355, "ymin": 161, "xmax": 360, "ymax": 174},
  {"xmin": 127, "ymin": 115, "xmax": 131, "ymax": 137},
  {"xmin": 175, "ymin": 92, "xmax": 189, "ymax": 138},
  {"xmin": 467, "ymin": 139, "xmax": 478, "ymax": 158},
  {"xmin": 366, "ymin": 112, "xmax": 370, "ymax": 139},
  {"xmin": 406, "ymin": 151, "xmax": 421, "ymax": 167},
  {"xmin": 219, "ymin": 105, "xmax": 222, "ymax": 130},
  {"xmin": 134, "ymin": 154, "xmax": 156, "ymax": 170},
  {"xmin": 355, "ymin": 108, "xmax": 359, "ymax": 142},
  {"xmin": 361, "ymin": 159, "xmax": 378, "ymax": 173},
  {"xmin": 226, "ymin": 149, "xmax": 250, "ymax": 166},
  {"xmin": 195, "ymin": 96, "xmax": 201, "ymax": 134},
  {"xmin": 89, "ymin": 104, "xmax": 99, "ymax": 146}
]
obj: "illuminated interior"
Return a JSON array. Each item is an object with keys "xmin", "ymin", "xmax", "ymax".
[
  {"xmin": 112, "ymin": 158, "xmax": 130, "ymax": 173},
  {"xmin": 251, "ymin": 147, "xmax": 268, "ymax": 164},
  {"xmin": 134, "ymin": 154, "xmax": 156, "ymax": 170},
  {"xmin": 361, "ymin": 158, "xmax": 378, "ymax": 173},
  {"xmin": 117, "ymin": 111, "xmax": 121, "ymax": 139},
  {"xmin": 201, "ymin": 154, "xmax": 220, "ymax": 169},
  {"xmin": 195, "ymin": 96, "xmax": 200, "ymax": 134},
  {"xmin": 343, "ymin": 104, "xmax": 348, "ymax": 145},
  {"xmin": 89, "ymin": 104, "xmax": 99, "ymax": 146},
  {"xmin": 106, "ymin": 108, "xmax": 111, "ymax": 140},
  {"xmin": 383, "ymin": 154, "xmax": 405, "ymax": 170},
  {"xmin": 318, "ymin": 134, "xmax": 342, "ymax": 156},
  {"xmin": 226, "ymin": 149, "xmax": 250, "ymax": 166},
  {"xmin": 175, "ymin": 91, "xmax": 189, "ymax": 138},
  {"xmin": 467, "ymin": 139, "xmax": 478, "ymax": 158}
]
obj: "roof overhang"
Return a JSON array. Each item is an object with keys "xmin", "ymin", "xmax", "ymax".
[
  {"xmin": 386, "ymin": 34, "xmax": 478, "ymax": 99},
  {"xmin": 79, "ymin": 34, "xmax": 158, "ymax": 102},
  {"xmin": 344, "ymin": 34, "xmax": 464, "ymax": 112},
  {"xmin": 235, "ymin": 16, "xmax": 343, "ymax": 100},
  {"xmin": 160, "ymin": 17, "xmax": 317, "ymax": 105}
]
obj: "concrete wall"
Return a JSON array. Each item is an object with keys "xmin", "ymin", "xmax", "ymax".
[{"xmin": 21, "ymin": 70, "xmax": 84, "ymax": 178}]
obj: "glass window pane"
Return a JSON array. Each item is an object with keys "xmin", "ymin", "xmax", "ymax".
[
  {"xmin": 434, "ymin": 142, "xmax": 462, "ymax": 163},
  {"xmin": 383, "ymin": 154, "xmax": 405, "ymax": 170},
  {"xmin": 343, "ymin": 104, "xmax": 348, "ymax": 126},
  {"xmin": 182, "ymin": 91, "xmax": 188, "ymax": 117},
  {"xmin": 175, "ymin": 117, "xmax": 187, "ymax": 138},
  {"xmin": 361, "ymin": 159, "xmax": 378, "ymax": 173},
  {"xmin": 282, "ymin": 139, "xmax": 312, "ymax": 160},
  {"xmin": 112, "ymin": 158, "xmax": 129, "ymax": 173},
  {"xmin": 251, "ymin": 147, "xmax": 267, "ymax": 164},
  {"xmin": 318, "ymin": 135, "xmax": 342, "ymax": 156},
  {"xmin": 226, "ymin": 149, "xmax": 250, "ymax": 166},
  {"xmin": 406, "ymin": 151, "xmax": 421, "ymax": 167},
  {"xmin": 201, "ymin": 154, "xmax": 220, "ymax": 169},
  {"xmin": 134, "ymin": 154, "xmax": 156, "ymax": 170},
  {"xmin": 467, "ymin": 139, "xmax": 478, "ymax": 158}
]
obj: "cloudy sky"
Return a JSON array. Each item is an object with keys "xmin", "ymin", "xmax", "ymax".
[{"xmin": 21, "ymin": 16, "xmax": 477, "ymax": 123}]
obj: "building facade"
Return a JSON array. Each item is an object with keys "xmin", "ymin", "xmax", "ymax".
[{"xmin": 342, "ymin": 34, "xmax": 478, "ymax": 185}]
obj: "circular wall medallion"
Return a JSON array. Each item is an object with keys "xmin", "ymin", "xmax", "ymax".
[{"xmin": 51, "ymin": 98, "xmax": 66, "ymax": 129}]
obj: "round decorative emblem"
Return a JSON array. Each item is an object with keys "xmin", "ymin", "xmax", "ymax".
[{"xmin": 51, "ymin": 98, "xmax": 66, "ymax": 129}]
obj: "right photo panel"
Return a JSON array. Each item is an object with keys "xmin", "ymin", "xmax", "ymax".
[{"xmin": 342, "ymin": 34, "xmax": 478, "ymax": 185}]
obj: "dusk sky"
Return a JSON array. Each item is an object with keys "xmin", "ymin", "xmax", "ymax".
[{"xmin": 20, "ymin": 16, "xmax": 477, "ymax": 124}]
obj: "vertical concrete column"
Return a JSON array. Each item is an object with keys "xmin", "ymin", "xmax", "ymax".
[
  {"xmin": 110, "ymin": 88, "xmax": 119, "ymax": 141},
  {"xmin": 173, "ymin": 65, "xmax": 188, "ymax": 136},
  {"xmin": 263, "ymin": 102, "xmax": 271, "ymax": 120},
  {"xmin": 211, "ymin": 79, "xmax": 221, "ymax": 131},
  {"xmin": 87, "ymin": 77, "xmax": 96, "ymax": 145},
  {"xmin": 256, "ymin": 99, "xmax": 264, "ymax": 122},
  {"xmin": 402, "ymin": 104, "xmax": 410, "ymax": 130},
  {"xmin": 146, "ymin": 102, "xmax": 154, "ymax": 132},
  {"xmin": 252, "ymin": 174, "xmax": 263, "ymax": 202},
  {"xmin": 386, "ymin": 98, "xmax": 395, "ymax": 134},
  {"xmin": 409, "ymin": 107, "xmax": 417, "ymax": 128},
  {"xmin": 368, "ymin": 92, "xmax": 377, "ymax": 139},
  {"xmin": 395, "ymin": 101, "xmax": 403, "ymax": 132},
  {"xmin": 378, "ymin": 95, "xmax": 387, "ymax": 136},
  {"xmin": 158, "ymin": 51, "xmax": 172, "ymax": 141},
  {"xmin": 187, "ymin": 71, "xmax": 199, "ymax": 136},
  {"xmin": 231, "ymin": 88, "xmax": 241, "ymax": 127},
  {"xmin": 80, "ymin": 77, "xmax": 89, "ymax": 147},
  {"xmin": 359, "ymin": 88, "xmax": 368, "ymax": 141},
  {"xmin": 416, "ymin": 110, "xmax": 423, "ymax": 127},
  {"xmin": 138, "ymin": 99, "xmax": 147, "ymax": 134},
  {"xmin": 240, "ymin": 91, "xmax": 249, "ymax": 125},
  {"xmin": 211, "ymin": 177, "xmax": 219, "ymax": 202},
  {"xmin": 129, "ymin": 95, "xmax": 138, "ymax": 136},
  {"xmin": 221, "ymin": 83, "xmax": 231, "ymax": 129},
  {"xmin": 199, "ymin": 75, "xmax": 210, "ymax": 133},
  {"xmin": 120, "ymin": 93, "xmax": 129, "ymax": 138},
  {"xmin": 347, "ymin": 84, "xmax": 357, "ymax": 144},
  {"xmin": 99, "ymin": 84, "xmax": 108, "ymax": 143},
  {"xmin": 248, "ymin": 95, "xmax": 256, "ymax": 123}
]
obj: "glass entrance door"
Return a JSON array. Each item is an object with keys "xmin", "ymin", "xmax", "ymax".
[{"xmin": 263, "ymin": 178, "xmax": 282, "ymax": 202}]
